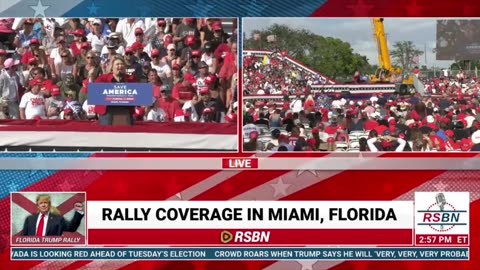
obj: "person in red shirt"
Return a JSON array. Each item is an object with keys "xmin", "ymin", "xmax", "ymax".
[
  {"xmin": 21, "ymin": 38, "xmax": 41, "ymax": 66},
  {"xmin": 70, "ymin": 29, "xmax": 86, "ymax": 57},
  {"xmin": 172, "ymin": 73, "xmax": 196, "ymax": 104},
  {"xmin": 158, "ymin": 84, "xmax": 182, "ymax": 122},
  {"xmin": 444, "ymin": 130, "xmax": 460, "ymax": 150},
  {"xmin": 95, "ymin": 56, "xmax": 137, "ymax": 125},
  {"xmin": 149, "ymin": 69, "xmax": 163, "ymax": 98},
  {"xmin": 288, "ymin": 126, "xmax": 301, "ymax": 146}
]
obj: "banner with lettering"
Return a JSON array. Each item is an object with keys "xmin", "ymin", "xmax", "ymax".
[{"xmin": 87, "ymin": 83, "xmax": 153, "ymax": 106}]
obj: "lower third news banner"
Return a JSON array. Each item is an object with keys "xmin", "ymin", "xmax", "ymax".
[{"xmin": 10, "ymin": 192, "xmax": 470, "ymax": 261}]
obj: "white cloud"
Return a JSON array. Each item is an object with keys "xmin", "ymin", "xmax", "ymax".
[{"xmin": 243, "ymin": 18, "xmax": 454, "ymax": 68}]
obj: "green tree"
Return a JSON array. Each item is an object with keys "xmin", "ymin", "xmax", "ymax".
[
  {"xmin": 244, "ymin": 24, "xmax": 374, "ymax": 80},
  {"xmin": 390, "ymin": 41, "xmax": 424, "ymax": 74}
]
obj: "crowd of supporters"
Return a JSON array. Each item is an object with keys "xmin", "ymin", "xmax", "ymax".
[
  {"xmin": 242, "ymin": 51, "xmax": 328, "ymax": 96},
  {"xmin": 0, "ymin": 18, "xmax": 238, "ymax": 124},
  {"xmin": 243, "ymin": 57, "xmax": 480, "ymax": 152}
]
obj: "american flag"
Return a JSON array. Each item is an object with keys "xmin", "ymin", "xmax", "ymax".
[{"xmin": 0, "ymin": 152, "xmax": 479, "ymax": 269}]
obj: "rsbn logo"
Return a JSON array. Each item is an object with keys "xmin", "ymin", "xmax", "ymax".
[{"xmin": 417, "ymin": 193, "xmax": 468, "ymax": 232}]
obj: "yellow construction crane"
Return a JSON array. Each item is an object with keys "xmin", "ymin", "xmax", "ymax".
[{"xmin": 370, "ymin": 18, "xmax": 413, "ymax": 84}]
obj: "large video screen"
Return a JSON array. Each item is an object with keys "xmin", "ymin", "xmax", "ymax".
[{"xmin": 436, "ymin": 19, "xmax": 480, "ymax": 60}]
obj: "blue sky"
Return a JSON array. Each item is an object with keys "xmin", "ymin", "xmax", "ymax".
[{"xmin": 243, "ymin": 18, "xmax": 454, "ymax": 68}]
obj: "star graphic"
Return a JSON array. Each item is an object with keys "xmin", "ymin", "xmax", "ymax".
[
  {"xmin": 87, "ymin": 1, "xmax": 100, "ymax": 15},
  {"xmin": 433, "ymin": 181, "xmax": 449, "ymax": 192},
  {"xmin": 175, "ymin": 193, "xmax": 183, "ymax": 200},
  {"xmin": 297, "ymin": 170, "xmax": 318, "ymax": 177},
  {"xmin": 241, "ymin": 0, "xmax": 268, "ymax": 16},
  {"xmin": 185, "ymin": 0, "xmax": 215, "ymax": 17},
  {"xmin": 347, "ymin": 0, "xmax": 374, "ymax": 17},
  {"xmin": 270, "ymin": 178, "xmax": 291, "ymax": 198},
  {"xmin": 403, "ymin": 0, "xmax": 424, "ymax": 17},
  {"xmin": 58, "ymin": 179, "xmax": 75, "ymax": 191},
  {"xmin": 30, "ymin": 0, "xmax": 50, "ymax": 17},
  {"xmin": 296, "ymin": 260, "xmax": 319, "ymax": 270}
]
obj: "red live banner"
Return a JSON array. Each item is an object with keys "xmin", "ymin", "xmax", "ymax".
[{"xmin": 222, "ymin": 158, "xmax": 258, "ymax": 169}]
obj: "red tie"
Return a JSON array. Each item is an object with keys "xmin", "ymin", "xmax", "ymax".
[{"xmin": 36, "ymin": 214, "xmax": 45, "ymax": 236}]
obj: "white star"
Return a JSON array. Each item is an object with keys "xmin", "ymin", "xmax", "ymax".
[
  {"xmin": 30, "ymin": 0, "xmax": 50, "ymax": 18},
  {"xmin": 297, "ymin": 170, "xmax": 318, "ymax": 177},
  {"xmin": 87, "ymin": 2, "xmax": 99, "ymax": 15},
  {"xmin": 433, "ymin": 181, "xmax": 449, "ymax": 192},
  {"xmin": 296, "ymin": 260, "xmax": 319, "ymax": 270},
  {"xmin": 175, "ymin": 192, "xmax": 182, "ymax": 199},
  {"xmin": 270, "ymin": 178, "xmax": 291, "ymax": 198}
]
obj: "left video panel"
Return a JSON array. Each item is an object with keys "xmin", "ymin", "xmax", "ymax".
[{"xmin": 0, "ymin": 18, "xmax": 238, "ymax": 152}]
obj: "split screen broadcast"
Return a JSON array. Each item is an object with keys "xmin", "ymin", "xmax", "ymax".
[
  {"xmin": 1, "ymin": 17, "xmax": 480, "ymax": 152},
  {"xmin": 0, "ymin": 17, "xmax": 238, "ymax": 151}
]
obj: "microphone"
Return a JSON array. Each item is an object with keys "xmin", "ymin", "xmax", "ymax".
[
  {"xmin": 436, "ymin": 193, "xmax": 446, "ymax": 211},
  {"xmin": 435, "ymin": 193, "xmax": 446, "ymax": 230}
]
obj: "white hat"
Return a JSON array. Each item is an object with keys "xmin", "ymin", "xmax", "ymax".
[
  {"xmin": 233, "ymin": 101, "xmax": 238, "ymax": 109},
  {"xmin": 426, "ymin": 115, "xmax": 435, "ymax": 123},
  {"xmin": 4, "ymin": 58, "xmax": 20, "ymax": 69},
  {"xmin": 472, "ymin": 130, "xmax": 480, "ymax": 144},
  {"xmin": 405, "ymin": 119, "xmax": 415, "ymax": 126},
  {"xmin": 92, "ymin": 19, "xmax": 102, "ymax": 25}
]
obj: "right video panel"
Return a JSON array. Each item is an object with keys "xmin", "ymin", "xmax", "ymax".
[{"xmin": 242, "ymin": 18, "xmax": 480, "ymax": 152}]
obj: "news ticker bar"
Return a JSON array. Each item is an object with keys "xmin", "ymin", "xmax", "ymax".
[
  {"xmin": 2, "ymin": 157, "xmax": 480, "ymax": 170},
  {"xmin": 11, "ymin": 247, "xmax": 469, "ymax": 260}
]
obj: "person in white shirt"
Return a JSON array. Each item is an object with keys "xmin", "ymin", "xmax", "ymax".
[
  {"xmin": 49, "ymin": 36, "xmax": 73, "ymax": 78},
  {"xmin": 19, "ymin": 78, "xmax": 46, "ymax": 119},
  {"xmin": 150, "ymin": 48, "xmax": 172, "ymax": 83},
  {"xmin": 146, "ymin": 99, "xmax": 166, "ymax": 122},
  {"xmin": 116, "ymin": 18, "xmax": 145, "ymax": 46},
  {"xmin": 290, "ymin": 95, "xmax": 303, "ymax": 113},
  {"xmin": 201, "ymin": 42, "xmax": 214, "ymax": 73},
  {"xmin": 87, "ymin": 19, "xmax": 107, "ymax": 54}
]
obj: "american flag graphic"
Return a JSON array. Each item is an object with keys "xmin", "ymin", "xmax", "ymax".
[{"xmin": 0, "ymin": 152, "xmax": 479, "ymax": 269}]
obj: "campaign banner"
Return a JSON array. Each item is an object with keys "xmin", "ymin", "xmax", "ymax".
[
  {"xmin": 87, "ymin": 83, "xmax": 153, "ymax": 106},
  {"xmin": 10, "ymin": 247, "xmax": 469, "ymax": 260}
]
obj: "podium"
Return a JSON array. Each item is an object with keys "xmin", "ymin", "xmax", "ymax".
[{"xmin": 108, "ymin": 106, "xmax": 133, "ymax": 126}]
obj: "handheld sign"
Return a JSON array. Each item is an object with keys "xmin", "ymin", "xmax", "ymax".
[{"xmin": 87, "ymin": 83, "xmax": 153, "ymax": 106}]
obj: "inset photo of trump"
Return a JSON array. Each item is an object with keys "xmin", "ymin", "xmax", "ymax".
[{"xmin": 11, "ymin": 192, "xmax": 86, "ymax": 246}]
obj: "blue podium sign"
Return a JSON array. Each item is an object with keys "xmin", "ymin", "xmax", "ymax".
[{"xmin": 87, "ymin": 83, "xmax": 153, "ymax": 106}]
